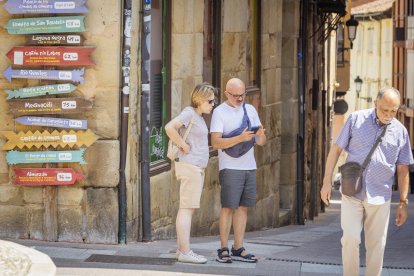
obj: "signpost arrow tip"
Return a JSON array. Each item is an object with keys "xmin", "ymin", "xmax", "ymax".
[{"xmin": 3, "ymin": 66, "xmax": 13, "ymax": 82}]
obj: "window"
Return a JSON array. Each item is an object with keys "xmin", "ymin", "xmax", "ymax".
[
  {"xmin": 245, "ymin": 0, "xmax": 261, "ymax": 110},
  {"xmin": 336, "ymin": 23, "xmax": 344, "ymax": 65},
  {"xmin": 203, "ymin": 0, "xmax": 221, "ymax": 142},
  {"xmin": 149, "ymin": 0, "xmax": 171, "ymax": 173},
  {"xmin": 203, "ymin": 0, "xmax": 221, "ymax": 87}
]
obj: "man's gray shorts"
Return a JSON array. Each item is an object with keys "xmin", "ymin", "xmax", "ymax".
[{"xmin": 219, "ymin": 169, "xmax": 256, "ymax": 209}]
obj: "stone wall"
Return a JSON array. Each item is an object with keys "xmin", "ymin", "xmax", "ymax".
[
  {"xmin": 150, "ymin": 0, "xmax": 297, "ymax": 240},
  {"xmin": 0, "ymin": 0, "xmax": 122, "ymax": 243}
]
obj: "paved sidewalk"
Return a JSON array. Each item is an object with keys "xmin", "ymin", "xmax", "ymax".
[{"xmin": 10, "ymin": 190, "xmax": 414, "ymax": 276}]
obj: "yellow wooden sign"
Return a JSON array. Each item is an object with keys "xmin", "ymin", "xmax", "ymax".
[{"xmin": 1, "ymin": 130, "xmax": 99, "ymax": 150}]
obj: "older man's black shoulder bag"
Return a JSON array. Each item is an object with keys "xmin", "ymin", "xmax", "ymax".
[{"xmin": 339, "ymin": 126, "xmax": 387, "ymax": 196}]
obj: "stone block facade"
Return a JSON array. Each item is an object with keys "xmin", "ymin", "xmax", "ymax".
[
  {"xmin": 0, "ymin": 0, "xmax": 301, "ymax": 243},
  {"xmin": 0, "ymin": 0, "xmax": 122, "ymax": 243}
]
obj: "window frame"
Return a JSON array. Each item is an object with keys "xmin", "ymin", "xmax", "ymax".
[{"xmin": 149, "ymin": 0, "xmax": 172, "ymax": 175}]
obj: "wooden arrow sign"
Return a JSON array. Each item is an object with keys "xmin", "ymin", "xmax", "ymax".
[
  {"xmin": 3, "ymin": 66, "xmax": 85, "ymax": 83},
  {"xmin": 7, "ymin": 46, "xmax": 95, "ymax": 66},
  {"xmin": 26, "ymin": 34, "xmax": 84, "ymax": 46},
  {"xmin": 6, "ymin": 149, "xmax": 86, "ymax": 164},
  {"xmin": 1, "ymin": 130, "xmax": 99, "ymax": 150},
  {"xmin": 15, "ymin": 116, "xmax": 88, "ymax": 130},
  {"xmin": 8, "ymin": 98, "xmax": 93, "ymax": 116},
  {"xmin": 4, "ymin": 0, "xmax": 89, "ymax": 14},
  {"xmin": 5, "ymin": 16, "xmax": 85, "ymax": 34},
  {"xmin": 14, "ymin": 168, "xmax": 84, "ymax": 186},
  {"xmin": 4, "ymin": 83, "xmax": 77, "ymax": 99}
]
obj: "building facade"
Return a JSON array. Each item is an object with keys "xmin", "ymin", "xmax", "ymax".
[{"xmin": 0, "ymin": 0, "xmax": 336, "ymax": 243}]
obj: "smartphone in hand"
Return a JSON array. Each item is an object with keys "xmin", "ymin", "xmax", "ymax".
[{"xmin": 250, "ymin": 126, "xmax": 260, "ymax": 134}]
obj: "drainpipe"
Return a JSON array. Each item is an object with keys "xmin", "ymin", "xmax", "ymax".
[
  {"xmin": 140, "ymin": 0, "xmax": 152, "ymax": 242},
  {"xmin": 296, "ymin": 0, "xmax": 308, "ymax": 225},
  {"xmin": 118, "ymin": 0, "xmax": 132, "ymax": 244}
]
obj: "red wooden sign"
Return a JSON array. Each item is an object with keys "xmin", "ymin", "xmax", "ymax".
[
  {"xmin": 14, "ymin": 168, "xmax": 84, "ymax": 186},
  {"xmin": 7, "ymin": 46, "xmax": 94, "ymax": 66}
]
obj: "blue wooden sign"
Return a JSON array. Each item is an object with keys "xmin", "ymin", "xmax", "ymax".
[
  {"xmin": 5, "ymin": 16, "xmax": 85, "ymax": 34},
  {"xmin": 3, "ymin": 66, "xmax": 85, "ymax": 83},
  {"xmin": 4, "ymin": 0, "xmax": 89, "ymax": 14},
  {"xmin": 5, "ymin": 83, "xmax": 77, "ymax": 99},
  {"xmin": 15, "ymin": 116, "xmax": 87, "ymax": 130},
  {"xmin": 6, "ymin": 149, "xmax": 86, "ymax": 165}
]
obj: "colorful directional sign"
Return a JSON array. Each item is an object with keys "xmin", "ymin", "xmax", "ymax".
[
  {"xmin": 7, "ymin": 46, "xmax": 95, "ymax": 66},
  {"xmin": 15, "ymin": 116, "xmax": 87, "ymax": 130},
  {"xmin": 6, "ymin": 149, "xmax": 86, "ymax": 164},
  {"xmin": 8, "ymin": 98, "xmax": 93, "ymax": 116},
  {"xmin": 1, "ymin": 130, "xmax": 99, "ymax": 150},
  {"xmin": 3, "ymin": 66, "xmax": 85, "ymax": 83},
  {"xmin": 14, "ymin": 168, "xmax": 84, "ymax": 186},
  {"xmin": 4, "ymin": 83, "xmax": 77, "ymax": 99},
  {"xmin": 26, "ymin": 34, "xmax": 84, "ymax": 46},
  {"xmin": 4, "ymin": 0, "xmax": 89, "ymax": 14},
  {"xmin": 5, "ymin": 16, "xmax": 85, "ymax": 34}
]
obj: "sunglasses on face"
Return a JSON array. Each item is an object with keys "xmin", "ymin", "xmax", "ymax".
[
  {"xmin": 208, "ymin": 99, "xmax": 217, "ymax": 105},
  {"xmin": 226, "ymin": 91, "xmax": 246, "ymax": 99}
]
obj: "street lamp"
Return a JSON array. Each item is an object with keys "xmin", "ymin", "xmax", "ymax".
[
  {"xmin": 354, "ymin": 75, "xmax": 363, "ymax": 96},
  {"xmin": 346, "ymin": 16, "xmax": 359, "ymax": 49}
]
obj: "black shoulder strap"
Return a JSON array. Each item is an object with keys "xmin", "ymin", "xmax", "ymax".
[{"xmin": 361, "ymin": 125, "xmax": 388, "ymax": 169}]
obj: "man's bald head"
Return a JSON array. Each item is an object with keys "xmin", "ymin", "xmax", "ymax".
[
  {"xmin": 376, "ymin": 87, "xmax": 400, "ymax": 104},
  {"xmin": 226, "ymin": 78, "xmax": 245, "ymax": 91}
]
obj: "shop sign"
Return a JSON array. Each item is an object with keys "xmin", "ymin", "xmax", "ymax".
[
  {"xmin": 15, "ymin": 116, "xmax": 87, "ymax": 130},
  {"xmin": 5, "ymin": 16, "xmax": 85, "ymax": 34},
  {"xmin": 4, "ymin": 0, "xmax": 89, "ymax": 14},
  {"xmin": 1, "ymin": 129, "xmax": 98, "ymax": 150},
  {"xmin": 7, "ymin": 46, "xmax": 94, "ymax": 66},
  {"xmin": 27, "ymin": 34, "xmax": 84, "ymax": 46},
  {"xmin": 8, "ymin": 98, "xmax": 93, "ymax": 116},
  {"xmin": 5, "ymin": 83, "xmax": 77, "ymax": 99},
  {"xmin": 6, "ymin": 149, "xmax": 87, "ymax": 164},
  {"xmin": 3, "ymin": 66, "xmax": 85, "ymax": 83},
  {"xmin": 14, "ymin": 168, "xmax": 84, "ymax": 186}
]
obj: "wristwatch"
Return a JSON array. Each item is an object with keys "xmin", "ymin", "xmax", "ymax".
[{"xmin": 400, "ymin": 198, "xmax": 409, "ymax": 205}]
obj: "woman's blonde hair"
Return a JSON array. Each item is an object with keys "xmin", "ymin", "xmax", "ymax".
[{"xmin": 190, "ymin": 82, "xmax": 218, "ymax": 108}]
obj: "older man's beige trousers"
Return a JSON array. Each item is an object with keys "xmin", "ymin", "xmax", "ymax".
[{"xmin": 341, "ymin": 195, "xmax": 391, "ymax": 276}]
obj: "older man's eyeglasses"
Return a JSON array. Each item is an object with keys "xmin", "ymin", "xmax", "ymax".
[{"xmin": 226, "ymin": 91, "xmax": 246, "ymax": 99}]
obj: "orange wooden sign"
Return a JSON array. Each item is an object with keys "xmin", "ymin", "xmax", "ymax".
[{"xmin": 1, "ymin": 130, "xmax": 99, "ymax": 150}]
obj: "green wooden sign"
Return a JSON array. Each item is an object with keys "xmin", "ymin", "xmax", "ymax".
[
  {"xmin": 5, "ymin": 16, "xmax": 85, "ymax": 34},
  {"xmin": 6, "ymin": 149, "xmax": 86, "ymax": 165},
  {"xmin": 5, "ymin": 83, "xmax": 77, "ymax": 99}
]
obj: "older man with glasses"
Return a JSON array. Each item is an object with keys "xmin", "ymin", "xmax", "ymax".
[{"xmin": 210, "ymin": 78, "xmax": 266, "ymax": 263}]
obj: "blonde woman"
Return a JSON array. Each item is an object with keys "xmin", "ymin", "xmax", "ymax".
[{"xmin": 165, "ymin": 83, "xmax": 217, "ymax": 264}]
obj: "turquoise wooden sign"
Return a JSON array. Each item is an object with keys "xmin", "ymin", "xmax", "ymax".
[
  {"xmin": 5, "ymin": 83, "xmax": 77, "ymax": 99},
  {"xmin": 6, "ymin": 149, "xmax": 86, "ymax": 165},
  {"xmin": 5, "ymin": 16, "xmax": 85, "ymax": 34}
]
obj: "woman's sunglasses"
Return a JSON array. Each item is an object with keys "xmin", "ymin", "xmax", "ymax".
[{"xmin": 208, "ymin": 99, "xmax": 217, "ymax": 105}]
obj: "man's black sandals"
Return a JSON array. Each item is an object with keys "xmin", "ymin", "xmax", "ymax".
[
  {"xmin": 231, "ymin": 246, "xmax": 258, "ymax": 263},
  {"xmin": 216, "ymin": 247, "xmax": 232, "ymax": 263}
]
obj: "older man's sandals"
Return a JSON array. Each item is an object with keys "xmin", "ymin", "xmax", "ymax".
[
  {"xmin": 230, "ymin": 246, "xmax": 258, "ymax": 263},
  {"xmin": 216, "ymin": 247, "xmax": 232, "ymax": 263}
]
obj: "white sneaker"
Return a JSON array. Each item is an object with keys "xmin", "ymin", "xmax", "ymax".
[{"xmin": 177, "ymin": 250, "xmax": 207, "ymax": 264}]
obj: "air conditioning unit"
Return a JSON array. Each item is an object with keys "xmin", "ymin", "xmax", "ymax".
[{"xmin": 317, "ymin": 0, "xmax": 346, "ymax": 16}]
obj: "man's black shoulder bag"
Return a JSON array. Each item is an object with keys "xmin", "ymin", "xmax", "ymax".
[{"xmin": 339, "ymin": 126, "xmax": 387, "ymax": 197}]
